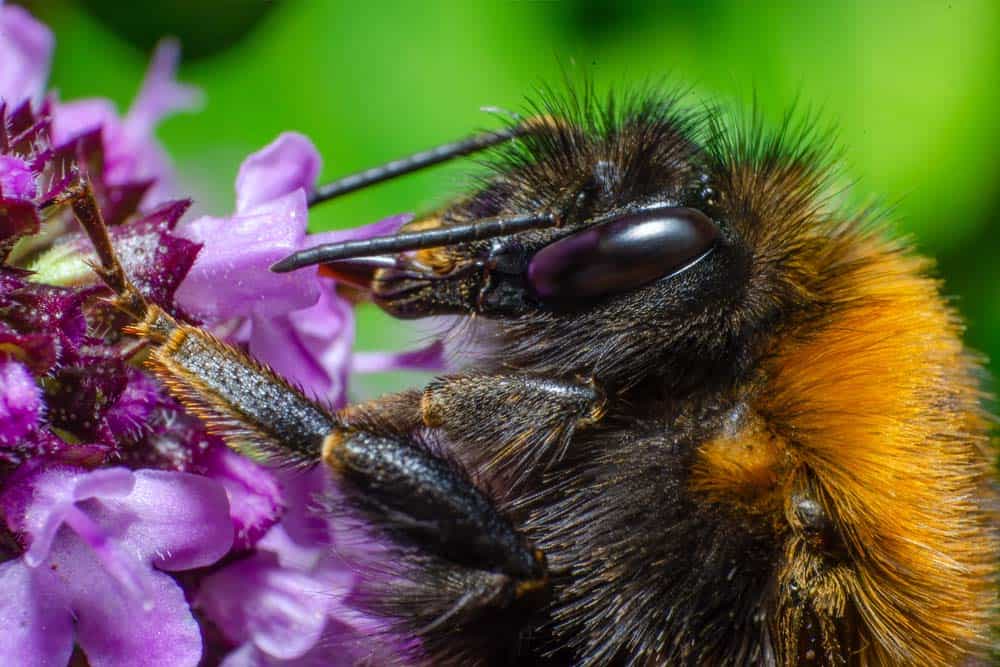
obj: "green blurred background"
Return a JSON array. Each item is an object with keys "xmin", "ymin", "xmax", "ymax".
[{"xmin": 24, "ymin": 0, "xmax": 1000, "ymax": 398}]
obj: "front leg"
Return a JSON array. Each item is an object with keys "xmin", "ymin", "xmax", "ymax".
[
  {"xmin": 421, "ymin": 374, "xmax": 606, "ymax": 486},
  {"xmin": 137, "ymin": 323, "xmax": 550, "ymax": 663},
  {"xmin": 71, "ymin": 182, "xmax": 551, "ymax": 665},
  {"xmin": 129, "ymin": 316, "xmax": 550, "ymax": 663}
]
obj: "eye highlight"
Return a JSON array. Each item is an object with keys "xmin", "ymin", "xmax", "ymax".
[{"xmin": 527, "ymin": 206, "xmax": 720, "ymax": 302}]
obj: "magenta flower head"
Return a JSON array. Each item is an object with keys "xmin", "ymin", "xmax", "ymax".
[{"xmin": 0, "ymin": 4, "xmax": 441, "ymax": 665}]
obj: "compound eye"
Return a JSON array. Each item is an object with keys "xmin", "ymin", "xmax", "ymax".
[{"xmin": 527, "ymin": 206, "xmax": 719, "ymax": 301}]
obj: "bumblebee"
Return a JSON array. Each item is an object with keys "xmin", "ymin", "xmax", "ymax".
[{"xmin": 68, "ymin": 87, "xmax": 996, "ymax": 665}]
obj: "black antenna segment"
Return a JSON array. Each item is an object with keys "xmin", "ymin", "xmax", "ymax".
[{"xmin": 308, "ymin": 122, "xmax": 534, "ymax": 207}]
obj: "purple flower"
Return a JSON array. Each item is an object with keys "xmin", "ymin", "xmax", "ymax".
[
  {"xmin": 194, "ymin": 442, "xmax": 284, "ymax": 551},
  {"xmin": 0, "ymin": 21, "xmax": 249, "ymax": 663},
  {"xmin": 51, "ymin": 38, "xmax": 202, "ymax": 208},
  {"xmin": 0, "ymin": 358, "xmax": 41, "ymax": 447},
  {"xmin": 0, "ymin": 154, "xmax": 36, "ymax": 200},
  {"xmin": 0, "ymin": 5, "xmax": 438, "ymax": 665},
  {"xmin": 0, "ymin": 466, "xmax": 233, "ymax": 666},
  {"xmin": 198, "ymin": 468, "xmax": 397, "ymax": 665},
  {"xmin": 0, "ymin": 0, "xmax": 53, "ymax": 108},
  {"xmin": 176, "ymin": 133, "xmax": 323, "ymax": 322},
  {"xmin": 199, "ymin": 533, "xmax": 353, "ymax": 662},
  {"xmin": 177, "ymin": 133, "xmax": 444, "ymax": 401},
  {"xmin": 128, "ymin": 412, "xmax": 283, "ymax": 552},
  {"xmin": 175, "ymin": 132, "xmax": 351, "ymax": 400}
]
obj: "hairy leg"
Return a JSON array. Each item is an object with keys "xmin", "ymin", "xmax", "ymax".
[
  {"xmin": 421, "ymin": 374, "xmax": 605, "ymax": 490},
  {"xmin": 66, "ymin": 179, "xmax": 551, "ymax": 665}
]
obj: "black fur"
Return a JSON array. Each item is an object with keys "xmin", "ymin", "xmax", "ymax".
[{"xmin": 321, "ymin": 86, "xmax": 855, "ymax": 665}]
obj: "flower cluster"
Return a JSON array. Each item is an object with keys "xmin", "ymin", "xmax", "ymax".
[{"xmin": 0, "ymin": 3, "xmax": 438, "ymax": 664}]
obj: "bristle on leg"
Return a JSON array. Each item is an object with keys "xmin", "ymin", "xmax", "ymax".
[
  {"xmin": 64, "ymin": 177, "xmax": 335, "ymax": 467},
  {"xmin": 47, "ymin": 179, "xmax": 150, "ymax": 322}
]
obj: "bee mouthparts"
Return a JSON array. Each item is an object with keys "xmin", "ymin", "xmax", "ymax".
[
  {"xmin": 316, "ymin": 256, "xmax": 398, "ymax": 289},
  {"xmin": 270, "ymin": 211, "xmax": 557, "ymax": 273}
]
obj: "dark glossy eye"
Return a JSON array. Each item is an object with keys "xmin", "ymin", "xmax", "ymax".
[{"xmin": 527, "ymin": 206, "xmax": 719, "ymax": 301}]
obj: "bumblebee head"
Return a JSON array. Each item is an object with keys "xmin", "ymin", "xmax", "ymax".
[{"xmin": 273, "ymin": 90, "xmax": 841, "ymax": 390}]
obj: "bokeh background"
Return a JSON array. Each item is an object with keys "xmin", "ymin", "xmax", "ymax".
[{"xmin": 24, "ymin": 0, "xmax": 1000, "ymax": 399}]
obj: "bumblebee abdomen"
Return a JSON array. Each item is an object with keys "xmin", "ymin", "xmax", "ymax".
[{"xmin": 751, "ymin": 237, "xmax": 997, "ymax": 665}]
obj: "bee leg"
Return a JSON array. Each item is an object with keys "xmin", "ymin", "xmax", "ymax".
[
  {"xmin": 143, "ymin": 326, "xmax": 555, "ymax": 659},
  {"xmin": 420, "ymin": 374, "xmax": 606, "ymax": 485},
  {"xmin": 63, "ymin": 176, "xmax": 338, "ymax": 465},
  {"xmin": 69, "ymin": 182, "xmax": 549, "ymax": 661},
  {"xmin": 322, "ymin": 417, "xmax": 550, "ymax": 662}
]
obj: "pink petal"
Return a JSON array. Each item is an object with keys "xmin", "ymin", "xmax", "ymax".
[
  {"xmin": 70, "ymin": 467, "xmax": 136, "ymax": 501},
  {"xmin": 66, "ymin": 553, "xmax": 204, "ymax": 667},
  {"xmin": 197, "ymin": 551, "xmax": 338, "ymax": 661},
  {"xmin": 235, "ymin": 132, "xmax": 321, "ymax": 214},
  {"xmin": 249, "ymin": 312, "xmax": 333, "ymax": 399},
  {"xmin": 254, "ymin": 524, "xmax": 325, "ymax": 572},
  {"xmin": 51, "ymin": 98, "xmax": 119, "ymax": 146},
  {"xmin": 123, "ymin": 38, "xmax": 202, "ymax": 140},
  {"xmin": 60, "ymin": 504, "xmax": 154, "ymax": 601},
  {"xmin": 95, "ymin": 469, "xmax": 233, "ymax": 570},
  {"xmin": 247, "ymin": 286, "xmax": 353, "ymax": 402},
  {"xmin": 3, "ymin": 467, "xmax": 232, "ymax": 666},
  {"xmin": 0, "ymin": 358, "xmax": 43, "ymax": 447},
  {"xmin": 202, "ymin": 465, "xmax": 398, "ymax": 665},
  {"xmin": 352, "ymin": 339, "xmax": 445, "ymax": 374},
  {"xmin": 197, "ymin": 443, "xmax": 284, "ymax": 550},
  {"xmin": 175, "ymin": 190, "xmax": 319, "ymax": 320},
  {"xmin": 0, "ymin": 3, "xmax": 53, "ymax": 107},
  {"xmin": 0, "ymin": 560, "xmax": 74, "ymax": 667},
  {"xmin": 20, "ymin": 467, "xmax": 135, "ymax": 567},
  {"xmin": 287, "ymin": 284, "xmax": 354, "ymax": 366},
  {"xmin": 18, "ymin": 467, "xmax": 155, "ymax": 606}
]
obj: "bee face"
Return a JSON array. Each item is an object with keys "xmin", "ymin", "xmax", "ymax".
[{"xmin": 361, "ymin": 99, "xmax": 843, "ymax": 394}]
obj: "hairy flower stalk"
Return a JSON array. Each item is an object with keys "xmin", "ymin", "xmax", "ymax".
[{"xmin": 0, "ymin": 3, "xmax": 438, "ymax": 664}]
